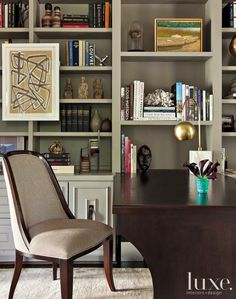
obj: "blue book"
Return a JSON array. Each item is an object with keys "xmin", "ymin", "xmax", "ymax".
[
  {"xmin": 197, "ymin": 88, "xmax": 201, "ymax": 121},
  {"xmin": 172, "ymin": 82, "xmax": 182, "ymax": 121},
  {"xmin": 69, "ymin": 40, "xmax": 73, "ymax": 66},
  {"xmin": 85, "ymin": 41, "xmax": 89, "ymax": 66}
]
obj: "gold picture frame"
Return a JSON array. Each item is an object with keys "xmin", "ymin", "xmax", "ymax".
[
  {"xmin": 2, "ymin": 43, "xmax": 60, "ymax": 121},
  {"xmin": 154, "ymin": 18, "xmax": 203, "ymax": 52}
]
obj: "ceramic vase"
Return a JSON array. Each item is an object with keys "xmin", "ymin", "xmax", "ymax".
[
  {"xmin": 101, "ymin": 118, "xmax": 111, "ymax": 132},
  {"xmin": 90, "ymin": 109, "xmax": 101, "ymax": 132}
]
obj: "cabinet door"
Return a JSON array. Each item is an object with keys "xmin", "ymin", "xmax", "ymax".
[
  {"xmin": 0, "ymin": 219, "xmax": 15, "ymax": 261},
  {"xmin": 58, "ymin": 181, "xmax": 69, "ymax": 203},
  {"xmin": 0, "ymin": 181, "xmax": 9, "ymax": 219},
  {"xmin": 69, "ymin": 181, "xmax": 113, "ymax": 226}
]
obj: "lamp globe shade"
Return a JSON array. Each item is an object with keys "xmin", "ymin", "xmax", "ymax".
[{"xmin": 174, "ymin": 122, "xmax": 196, "ymax": 141}]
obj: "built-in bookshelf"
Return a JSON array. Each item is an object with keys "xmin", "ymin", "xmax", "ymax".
[
  {"xmin": 0, "ymin": 0, "xmax": 231, "ymax": 172},
  {"xmin": 0, "ymin": 0, "xmax": 113, "ymax": 171},
  {"xmin": 222, "ymin": 1, "xmax": 236, "ymax": 169},
  {"xmin": 112, "ymin": 0, "xmax": 222, "ymax": 171}
]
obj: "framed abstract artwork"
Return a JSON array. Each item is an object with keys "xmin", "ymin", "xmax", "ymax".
[
  {"xmin": 154, "ymin": 18, "xmax": 203, "ymax": 52},
  {"xmin": 2, "ymin": 43, "xmax": 60, "ymax": 121}
]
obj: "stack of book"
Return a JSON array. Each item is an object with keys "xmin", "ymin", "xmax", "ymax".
[
  {"xmin": 62, "ymin": 14, "xmax": 89, "ymax": 28},
  {"xmin": 89, "ymin": 1, "xmax": 111, "ymax": 28},
  {"xmin": 144, "ymin": 89, "xmax": 176, "ymax": 120},
  {"xmin": 120, "ymin": 81, "xmax": 145, "ymax": 121},
  {"xmin": 222, "ymin": 2, "xmax": 236, "ymax": 27},
  {"xmin": 65, "ymin": 40, "xmax": 95, "ymax": 66},
  {"xmin": 60, "ymin": 104, "xmax": 91, "ymax": 132},
  {"xmin": 43, "ymin": 152, "xmax": 74, "ymax": 174},
  {"xmin": 172, "ymin": 82, "xmax": 213, "ymax": 122},
  {"xmin": 0, "ymin": 2, "xmax": 27, "ymax": 28},
  {"xmin": 121, "ymin": 134, "xmax": 137, "ymax": 174}
]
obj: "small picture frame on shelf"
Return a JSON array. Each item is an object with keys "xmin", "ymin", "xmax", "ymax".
[
  {"xmin": 154, "ymin": 18, "xmax": 203, "ymax": 52},
  {"xmin": 222, "ymin": 114, "xmax": 235, "ymax": 132},
  {"xmin": 2, "ymin": 43, "xmax": 60, "ymax": 121},
  {"xmin": 0, "ymin": 136, "xmax": 25, "ymax": 173}
]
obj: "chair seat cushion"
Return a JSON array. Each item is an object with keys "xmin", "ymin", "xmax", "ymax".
[{"xmin": 28, "ymin": 219, "xmax": 113, "ymax": 259}]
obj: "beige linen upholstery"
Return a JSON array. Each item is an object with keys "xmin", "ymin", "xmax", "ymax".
[
  {"xmin": 3, "ymin": 161, "xmax": 30, "ymax": 253},
  {"xmin": 9, "ymin": 154, "xmax": 68, "ymax": 230},
  {"xmin": 29, "ymin": 219, "xmax": 113, "ymax": 259},
  {"xmin": 3, "ymin": 151, "xmax": 115, "ymax": 299}
]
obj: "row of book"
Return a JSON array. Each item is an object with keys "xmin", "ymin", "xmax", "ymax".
[
  {"xmin": 173, "ymin": 82, "xmax": 214, "ymax": 122},
  {"xmin": 121, "ymin": 81, "xmax": 145, "ymax": 121},
  {"xmin": 60, "ymin": 104, "xmax": 91, "ymax": 132},
  {"xmin": 121, "ymin": 81, "xmax": 213, "ymax": 121},
  {"xmin": 65, "ymin": 40, "xmax": 95, "ymax": 66},
  {"xmin": 88, "ymin": 2, "xmax": 111, "ymax": 28},
  {"xmin": 0, "ymin": 2, "xmax": 27, "ymax": 28},
  {"xmin": 223, "ymin": 2, "xmax": 236, "ymax": 28},
  {"xmin": 43, "ymin": 152, "xmax": 70, "ymax": 166},
  {"xmin": 121, "ymin": 134, "xmax": 137, "ymax": 174},
  {"xmin": 62, "ymin": 14, "xmax": 89, "ymax": 28}
]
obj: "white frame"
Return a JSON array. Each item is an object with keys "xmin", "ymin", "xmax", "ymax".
[{"xmin": 2, "ymin": 43, "xmax": 60, "ymax": 121}]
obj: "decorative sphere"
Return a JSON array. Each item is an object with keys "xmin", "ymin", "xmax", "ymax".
[
  {"xmin": 229, "ymin": 36, "xmax": 236, "ymax": 57},
  {"xmin": 174, "ymin": 122, "xmax": 196, "ymax": 141}
]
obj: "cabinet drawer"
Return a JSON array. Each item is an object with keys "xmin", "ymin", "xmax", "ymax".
[
  {"xmin": 0, "ymin": 196, "xmax": 10, "ymax": 218},
  {"xmin": 69, "ymin": 181, "xmax": 113, "ymax": 226},
  {"xmin": 0, "ymin": 181, "xmax": 6, "ymax": 189}
]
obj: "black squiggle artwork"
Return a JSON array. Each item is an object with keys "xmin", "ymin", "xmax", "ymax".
[{"xmin": 10, "ymin": 51, "xmax": 51, "ymax": 113}]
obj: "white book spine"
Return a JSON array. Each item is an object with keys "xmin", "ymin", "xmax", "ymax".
[
  {"xmin": 221, "ymin": 147, "xmax": 226, "ymax": 174},
  {"xmin": 120, "ymin": 87, "xmax": 125, "ymax": 121},
  {"xmin": 139, "ymin": 82, "xmax": 145, "ymax": 119},
  {"xmin": 83, "ymin": 40, "xmax": 86, "ymax": 66},
  {"xmin": 209, "ymin": 94, "xmax": 213, "ymax": 121},
  {"xmin": 182, "ymin": 84, "xmax": 186, "ymax": 121},
  {"xmin": 132, "ymin": 145, "xmax": 137, "ymax": 173},
  {"xmin": 133, "ymin": 81, "xmax": 137, "ymax": 120},
  {"xmin": 79, "ymin": 40, "xmax": 83, "ymax": 66},
  {"xmin": 184, "ymin": 85, "xmax": 190, "ymax": 121},
  {"xmin": 202, "ymin": 90, "xmax": 206, "ymax": 121},
  {"xmin": 130, "ymin": 144, "xmax": 134, "ymax": 173},
  {"xmin": 136, "ymin": 81, "xmax": 141, "ymax": 119}
]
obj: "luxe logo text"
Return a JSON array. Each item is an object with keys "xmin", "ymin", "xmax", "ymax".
[{"xmin": 186, "ymin": 272, "xmax": 232, "ymax": 296}]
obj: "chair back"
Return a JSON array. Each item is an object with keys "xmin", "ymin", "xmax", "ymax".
[{"xmin": 3, "ymin": 151, "xmax": 73, "ymax": 253}]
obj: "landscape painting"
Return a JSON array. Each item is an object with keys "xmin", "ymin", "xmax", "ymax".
[
  {"xmin": 154, "ymin": 18, "xmax": 203, "ymax": 52},
  {"xmin": 2, "ymin": 43, "xmax": 59, "ymax": 121}
]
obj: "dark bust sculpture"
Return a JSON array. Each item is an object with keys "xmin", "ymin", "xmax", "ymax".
[{"xmin": 137, "ymin": 145, "xmax": 152, "ymax": 174}]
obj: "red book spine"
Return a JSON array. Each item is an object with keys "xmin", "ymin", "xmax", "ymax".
[
  {"xmin": 105, "ymin": 1, "xmax": 110, "ymax": 28},
  {"xmin": 62, "ymin": 25, "xmax": 89, "ymax": 28},
  {"xmin": 0, "ymin": 2, "xmax": 2, "ymax": 28},
  {"xmin": 125, "ymin": 137, "xmax": 131, "ymax": 173}
]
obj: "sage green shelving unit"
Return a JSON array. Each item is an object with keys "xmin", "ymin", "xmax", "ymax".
[
  {"xmin": 0, "ymin": 0, "xmax": 229, "ymax": 173},
  {"xmin": 222, "ymin": 1, "xmax": 236, "ymax": 168},
  {"xmin": 112, "ymin": 0, "xmax": 222, "ymax": 171},
  {"xmin": 0, "ymin": 0, "xmax": 113, "ymax": 171}
]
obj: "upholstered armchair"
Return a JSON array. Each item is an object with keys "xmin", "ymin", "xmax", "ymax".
[{"xmin": 3, "ymin": 151, "xmax": 115, "ymax": 299}]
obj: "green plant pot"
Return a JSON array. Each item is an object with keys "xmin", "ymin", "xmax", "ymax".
[{"xmin": 196, "ymin": 177, "xmax": 209, "ymax": 193}]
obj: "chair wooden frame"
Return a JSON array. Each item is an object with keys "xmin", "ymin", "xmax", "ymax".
[{"xmin": 3, "ymin": 150, "xmax": 115, "ymax": 299}]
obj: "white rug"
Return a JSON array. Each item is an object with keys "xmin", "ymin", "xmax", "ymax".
[{"xmin": 0, "ymin": 268, "xmax": 153, "ymax": 299}]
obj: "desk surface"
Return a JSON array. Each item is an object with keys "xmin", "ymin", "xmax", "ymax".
[
  {"xmin": 113, "ymin": 170, "xmax": 236, "ymax": 209},
  {"xmin": 113, "ymin": 170, "xmax": 236, "ymax": 299}
]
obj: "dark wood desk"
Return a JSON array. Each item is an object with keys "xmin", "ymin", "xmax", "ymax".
[{"xmin": 113, "ymin": 170, "xmax": 236, "ymax": 299}]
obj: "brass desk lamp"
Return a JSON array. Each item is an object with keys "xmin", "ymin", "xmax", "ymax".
[
  {"xmin": 174, "ymin": 98, "xmax": 212, "ymax": 163},
  {"xmin": 174, "ymin": 98, "xmax": 202, "ymax": 151}
]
